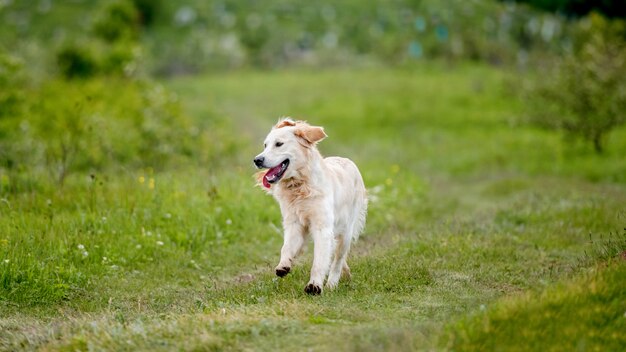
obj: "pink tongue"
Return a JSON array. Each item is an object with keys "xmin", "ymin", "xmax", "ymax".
[
  {"xmin": 263, "ymin": 165, "xmax": 282, "ymax": 188},
  {"xmin": 262, "ymin": 177, "xmax": 270, "ymax": 188}
]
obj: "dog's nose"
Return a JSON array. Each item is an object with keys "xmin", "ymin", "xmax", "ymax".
[{"xmin": 254, "ymin": 156, "xmax": 264, "ymax": 168}]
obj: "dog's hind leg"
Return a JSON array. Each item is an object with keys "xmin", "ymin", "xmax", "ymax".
[
  {"xmin": 326, "ymin": 232, "xmax": 351, "ymax": 290},
  {"xmin": 342, "ymin": 262, "xmax": 351, "ymax": 280},
  {"xmin": 275, "ymin": 222, "xmax": 305, "ymax": 277}
]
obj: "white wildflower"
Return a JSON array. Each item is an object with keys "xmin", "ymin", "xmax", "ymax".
[
  {"xmin": 77, "ymin": 244, "xmax": 85, "ymax": 250},
  {"xmin": 156, "ymin": 241, "xmax": 164, "ymax": 246}
]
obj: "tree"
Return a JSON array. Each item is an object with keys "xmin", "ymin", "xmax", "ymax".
[
  {"xmin": 528, "ymin": 13, "xmax": 626, "ymax": 153},
  {"xmin": 508, "ymin": 0, "xmax": 626, "ymax": 19}
]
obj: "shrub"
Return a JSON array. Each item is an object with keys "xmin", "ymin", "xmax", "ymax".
[
  {"xmin": 56, "ymin": 1, "xmax": 144, "ymax": 79},
  {"xmin": 92, "ymin": 0, "xmax": 141, "ymax": 43},
  {"xmin": 56, "ymin": 44, "xmax": 100, "ymax": 79},
  {"xmin": 131, "ymin": 0, "xmax": 162, "ymax": 26},
  {"xmin": 0, "ymin": 77, "xmax": 212, "ymax": 186},
  {"xmin": 0, "ymin": 53, "xmax": 25, "ymax": 119},
  {"xmin": 511, "ymin": 0, "xmax": 626, "ymax": 19},
  {"xmin": 527, "ymin": 13, "xmax": 626, "ymax": 153}
]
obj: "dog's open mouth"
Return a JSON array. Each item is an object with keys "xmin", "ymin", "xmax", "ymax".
[{"xmin": 263, "ymin": 159, "xmax": 289, "ymax": 188}]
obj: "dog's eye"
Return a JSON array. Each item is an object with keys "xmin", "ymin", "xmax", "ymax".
[
  {"xmin": 275, "ymin": 142, "xmax": 283, "ymax": 147},
  {"xmin": 264, "ymin": 143, "xmax": 267, "ymax": 148}
]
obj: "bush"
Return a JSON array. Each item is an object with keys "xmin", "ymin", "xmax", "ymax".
[
  {"xmin": 56, "ymin": 1, "xmax": 144, "ymax": 79},
  {"xmin": 0, "ymin": 53, "xmax": 25, "ymax": 119},
  {"xmin": 511, "ymin": 0, "xmax": 626, "ymax": 19},
  {"xmin": 92, "ymin": 0, "xmax": 141, "ymax": 43},
  {"xmin": 0, "ymin": 78, "xmax": 207, "ymax": 186},
  {"xmin": 1, "ymin": 1, "xmax": 237, "ymax": 190},
  {"xmin": 132, "ymin": 0, "xmax": 162, "ymax": 26},
  {"xmin": 526, "ymin": 13, "xmax": 626, "ymax": 153},
  {"xmin": 56, "ymin": 45, "xmax": 100, "ymax": 79}
]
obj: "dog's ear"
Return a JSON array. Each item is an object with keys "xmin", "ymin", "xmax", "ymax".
[
  {"xmin": 294, "ymin": 125, "xmax": 327, "ymax": 145},
  {"xmin": 274, "ymin": 118, "xmax": 296, "ymax": 129}
]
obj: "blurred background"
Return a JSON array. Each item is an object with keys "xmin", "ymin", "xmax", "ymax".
[
  {"xmin": 1, "ymin": 0, "xmax": 625, "ymax": 174},
  {"xmin": 2, "ymin": 0, "xmax": 624, "ymax": 73}
]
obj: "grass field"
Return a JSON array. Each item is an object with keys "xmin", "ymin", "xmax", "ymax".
[{"xmin": 1, "ymin": 64, "xmax": 625, "ymax": 351}]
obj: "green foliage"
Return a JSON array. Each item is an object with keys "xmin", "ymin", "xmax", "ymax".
[
  {"xmin": 0, "ymin": 53, "xmax": 25, "ymax": 119},
  {"xmin": 0, "ymin": 0, "xmax": 577, "ymax": 73},
  {"xmin": 92, "ymin": 0, "xmax": 141, "ymax": 43},
  {"xmin": 527, "ymin": 13, "xmax": 626, "ymax": 153},
  {"xmin": 510, "ymin": 0, "xmax": 626, "ymax": 19},
  {"xmin": 55, "ymin": 1, "xmax": 144, "ymax": 79},
  {"xmin": 56, "ymin": 41, "xmax": 142, "ymax": 79},
  {"xmin": 56, "ymin": 44, "xmax": 100, "ymax": 79},
  {"xmin": 0, "ymin": 77, "xmax": 226, "ymax": 186},
  {"xmin": 142, "ymin": 0, "xmax": 576, "ymax": 71},
  {"xmin": 131, "ymin": 0, "xmax": 162, "ymax": 26},
  {"xmin": 0, "ymin": 3, "xmax": 232, "ymax": 183}
]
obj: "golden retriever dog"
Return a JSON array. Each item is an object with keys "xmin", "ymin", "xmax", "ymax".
[{"xmin": 253, "ymin": 118, "xmax": 367, "ymax": 295}]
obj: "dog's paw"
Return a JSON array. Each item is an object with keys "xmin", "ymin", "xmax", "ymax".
[
  {"xmin": 275, "ymin": 267, "xmax": 290, "ymax": 277},
  {"xmin": 304, "ymin": 283, "xmax": 322, "ymax": 295},
  {"xmin": 325, "ymin": 280, "xmax": 339, "ymax": 290}
]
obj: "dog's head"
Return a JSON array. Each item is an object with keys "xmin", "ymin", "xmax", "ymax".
[{"xmin": 253, "ymin": 118, "xmax": 327, "ymax": 188}]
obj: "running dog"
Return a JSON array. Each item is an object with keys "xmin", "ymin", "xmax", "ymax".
[{"xmin": 253, "ymin": 118, "xmax": 367, "ymax": 295}]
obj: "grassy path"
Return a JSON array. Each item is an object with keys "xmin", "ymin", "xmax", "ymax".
[{"xmin": 1, "ymin": 65, "xmax": 625, "ymax": 351}]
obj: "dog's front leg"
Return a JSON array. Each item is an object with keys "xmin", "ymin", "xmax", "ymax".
[
  {"xmin": 304, "ymin": 225, "xmax": 333, "ymax": 295},
  {"xmin": 275, "ymin": 221, "xmax": 305, "ymax": 277}
]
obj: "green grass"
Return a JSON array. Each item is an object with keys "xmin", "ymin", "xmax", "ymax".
[
  {"xmin": 1, "ymin": 64, "xmax": 625, "ymax": 351},
  {"xmin": 448, "ymin": 260, "xmax": 626, "ymax": 351}
]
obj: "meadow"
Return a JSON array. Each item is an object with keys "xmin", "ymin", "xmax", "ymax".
[{"xmin": 1, "ymin": 64, "xmax": 625, "ymax": 351}]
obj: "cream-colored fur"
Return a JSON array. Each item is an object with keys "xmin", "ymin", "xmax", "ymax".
[{"xmin": 253, "ymin": 118, "xmax": 367, "ymax": 295}]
